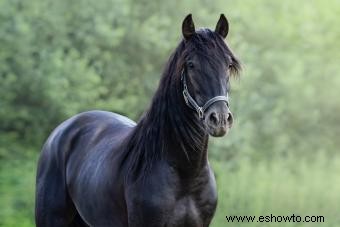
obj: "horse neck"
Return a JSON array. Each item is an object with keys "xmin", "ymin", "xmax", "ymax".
[{"xmin": 135, "ymin": 72, "xmax": 209, "ymax": 176}]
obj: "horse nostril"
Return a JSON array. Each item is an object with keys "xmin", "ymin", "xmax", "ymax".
[
  {"xmin": 209, "ymin": 112, "xmax": 219, "ymax": 126},
  {"xmin": 227, "ymin": 112, "xmax": 233, "ymax": 125}
]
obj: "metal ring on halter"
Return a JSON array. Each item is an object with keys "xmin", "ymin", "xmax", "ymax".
[{"xmin": 181, "ymin": 69, "xmax": 229, "ymax": 119}]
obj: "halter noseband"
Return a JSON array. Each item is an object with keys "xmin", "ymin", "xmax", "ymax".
[{"xmin": 181, "ymin": 69, "xmax": 229, "ymax": 119}]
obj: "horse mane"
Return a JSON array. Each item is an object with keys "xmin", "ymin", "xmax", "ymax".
[{"xmin": 122, "ymin": 28, "xmax": 240, "ymax": 181}]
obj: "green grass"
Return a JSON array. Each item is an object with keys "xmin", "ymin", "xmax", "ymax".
[
  {"xmin": 0, "ymin": 152, "xmax": 36, "ymax": 227},
  {"xmin": 211, "ymin": 153, "xmax": 340, "ymax": 227},
  {"xmin": 1, "ymin": 152, "xmax": 339, "ymax": 227}
]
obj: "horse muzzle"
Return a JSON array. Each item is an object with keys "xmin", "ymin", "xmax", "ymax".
[{"xmin": 205, "ymin": 104, "xmax": 233, "ymax": 137}]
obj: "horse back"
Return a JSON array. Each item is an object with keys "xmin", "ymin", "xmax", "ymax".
[{"xmin": 38, "ymin": 110, "xmax": 135, "ymax": 173}]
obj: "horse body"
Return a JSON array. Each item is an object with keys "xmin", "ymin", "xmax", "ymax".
[
  {"xmin": 36, "ymin": 110, "xmax": 217, "ymax": 226},
  {"xmin": 36, "ymin": 14, "xmax": 240, "ymax": 227}
]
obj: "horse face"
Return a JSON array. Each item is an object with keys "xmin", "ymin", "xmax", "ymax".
[
  {"xmin": 182, "ymin": 14, "xmax": 238, "ymax": 137},
  {"xmin": 184, "ymin": 53, "xmax": 233, "ymax": 137}
]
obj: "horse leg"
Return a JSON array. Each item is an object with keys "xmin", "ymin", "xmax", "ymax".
[{"xmin": 35, "ymin": 146, "xmax": 77, "ymax": 227}]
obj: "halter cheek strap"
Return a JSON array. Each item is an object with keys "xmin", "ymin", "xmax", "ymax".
[{"xmin": 181, "ymin": 70, "xmax": 229, "ymax": 119}]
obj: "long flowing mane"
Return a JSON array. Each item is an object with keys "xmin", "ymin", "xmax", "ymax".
[{"xmin": 122, "ymin": 28, "xmax": 240, "ymax": 181}]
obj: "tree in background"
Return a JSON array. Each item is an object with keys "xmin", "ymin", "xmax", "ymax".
[{"xmin": 1, "ymin": 0, "xmax": 340, "ymax": 158}]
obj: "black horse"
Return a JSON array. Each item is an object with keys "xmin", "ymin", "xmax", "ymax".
[{"xmin": 35, "ymin": 14, "xmax": 240, "ymax": 227}]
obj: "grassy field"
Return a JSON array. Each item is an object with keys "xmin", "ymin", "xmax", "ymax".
[
  {"xmin": 211, "ymin": 154, "xmax": 340, "ymax": 227},
  {"xmin": 1, "ymin": 152, "xmax": 339, "ymax": 227},
  {"xmin": 0, "ymin": 151, "xmax": 36, "ymax": 227}
]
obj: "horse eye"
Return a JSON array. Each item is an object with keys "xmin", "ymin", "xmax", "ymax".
[{"xmin": 187, "ymin": 62, "xmax": 194, "ymax": 69}]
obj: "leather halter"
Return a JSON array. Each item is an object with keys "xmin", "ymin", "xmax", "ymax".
[{"xmin": 181, "ymin": 69, "xmax": 229, "ymax": 119}]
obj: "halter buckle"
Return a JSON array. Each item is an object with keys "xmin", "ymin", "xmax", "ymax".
[{"xmin": 197, "ymin": 107, "xmax": 204, "ymax": 119}]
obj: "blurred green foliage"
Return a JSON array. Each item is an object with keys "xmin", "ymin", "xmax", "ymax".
[{"xmin": 0, "ymin": 0, "xmax": 339, "ymax": 226}]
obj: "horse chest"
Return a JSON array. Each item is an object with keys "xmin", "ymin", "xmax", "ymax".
[
  {"xmin": 141, "ymin": 168, "xmax": 217, "ymax": 227},
  {"xmin": 164, "ymin": 169, "xmax": 218, "ymax": 226},
  {"xmin": 127, "ymin": 163, "xmax": 217, "ymax": 227},
  {"xmin": 166, "ymin": 193, "xmax": 216, "ymax": 227}
]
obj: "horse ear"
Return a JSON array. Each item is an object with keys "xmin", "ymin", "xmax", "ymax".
[
  {"xmin": 182, "ymin": 14, "xmax": 195, "ymax": 40},
  {"xmin": 215, "ymin": 14, "xmax": 229, "ymax": 39}
]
